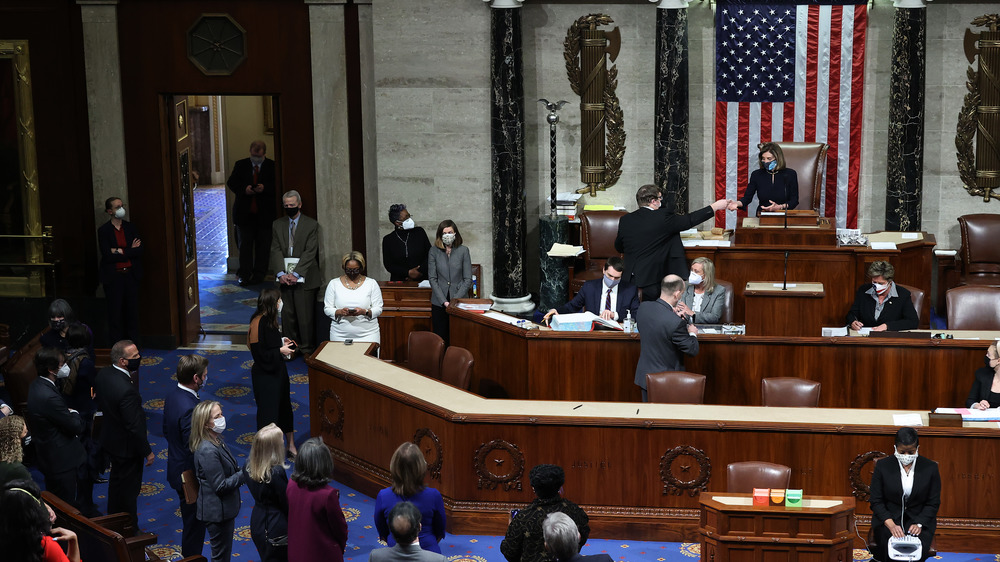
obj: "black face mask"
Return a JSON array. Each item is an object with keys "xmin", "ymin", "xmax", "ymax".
[
  {"xmin": 345, "ymin": 268, "xmax": 361, "ymax": 280},
  {"xmin": 285, "ymin": 206, "xmax": 299, "ymax": 218},
  {"xmin": 22, "ymin": 434, "xmax": 31, "ymax": 448},
  {"xmin": 126, "ymin": 357, "xmax": 141, "ymax": 372},
  {"xmin": 50, "ymin": 319, "xmax": 66, "ymax": 331}
]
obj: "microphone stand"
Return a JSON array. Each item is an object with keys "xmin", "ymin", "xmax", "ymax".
[{"xmin": 783, "ymin": 251, "xmax": 789, "ymax": 291}]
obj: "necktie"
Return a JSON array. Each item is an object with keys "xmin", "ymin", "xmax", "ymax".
[
  {"xmin": 250, "ymin": 164, "xmax": 260, "ymax": 214},
  {"xmin": 604, "ymin": 287, "xmax": 612, "ymax": 312},
  {"xmin": 289, "ymin": 220, "xmax": 296, "ymax": 253}
]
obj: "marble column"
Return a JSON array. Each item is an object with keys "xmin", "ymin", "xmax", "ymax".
[
  {"xmin": 538, "ymin": 216, "xmax": 569, "ymax": 312},
  {"xmin": 652, "ymin": 0, "xmax": 691, "ymax": 214},
  {"xmin": 885, "ymin": 0, "xmax": 926, "ymax": 232},
  {"xmin": 485, "ymin": 0, "xmax": 532, "ymax": 313},
  {"xmin": 78, "ymin": 1, "xmax": 129, "ymax": 230}
]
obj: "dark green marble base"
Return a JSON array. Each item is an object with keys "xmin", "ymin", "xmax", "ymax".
[{"xmin": 539, "ymin": 215, "xmax": 569, "ymax": 312}]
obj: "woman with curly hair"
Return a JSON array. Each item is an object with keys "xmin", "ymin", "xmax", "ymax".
[
  {"xmin": 0, "ymin": 415, "xmax": 31, "ymax": 488},
  {"xmin": 0, "ymin": 479, "xmax": 81, "ymax": 562}
]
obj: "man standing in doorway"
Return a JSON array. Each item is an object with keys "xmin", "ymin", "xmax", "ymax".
[
  {"xmin": 227, "ymin": 140, "xmax": 276, "ymax": 286},
  {"xmin": 270, "ymin": 190, "xmax": 321, "ymax": 357}
]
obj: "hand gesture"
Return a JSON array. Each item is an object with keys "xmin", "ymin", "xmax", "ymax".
[
  {"xmin": 761, "ymin": 200, "xmax": 785, "ymax": 212},
  {"xmin": 131, "ymin": 238, "xmax": 141, "ymax": 248},
  {"xmin": 51, "ymin": 527, "xmax": 81, "ymax": 562},
  {"xmin": 542, "ymin": 309, "xmax": 558, "ymax": 326},
  {"xmin": 727, "ymin": 200, "xmax": 741, "ymax": 211},
  {"xmin": 245, "ymin": 185, "xmax": 254, "ymax": 195},
  {"xmin": 885, "ymin": 519, "xmax": 905, "ymax": 539},
  {"xmin": 599, "ymin": 309, "xmax": 615, "ymax": 321},
  {"xmin": 407, "ymin": 266, "xmax": 421, "ymax": 280},
  {"xmin": 687, "ymin": 324, "xmax": 699, "ymax": 335},
  {"xmin": 675, "ymin": 301, "xmax": 692, "ymax": 318},
  {"xmin": 280, "ymin": 339, "xmax": 295, "ymax": 355},
  {"xmin": 335, "ymin": 307, "xmax": 351, "ymax": 318},
  {"xmin": 850, "ymin": 320, "xmax": 864, "ymax": 331},
  {"xmin": 974, "ymin": 399, "xmax": 991, "ymax": 410},
  {"xmin": 710, "ymin": 199, "xmax": 729, "ymax": 212},
  {"xmin": 872, "ymin": 324, "xmax": 888, "ymax": 332},
  {"xmin": 907, "ymin": 524, "xmax": 922, "ymax": 536},
  {"xmin": 255, "ymin": 183, "xmax": 265, "ymax": 193}
]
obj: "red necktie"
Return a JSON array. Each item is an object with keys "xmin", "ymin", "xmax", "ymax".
[{"xmin": 250, "ymin": 164, "xmax": 260, "ymax": 214}]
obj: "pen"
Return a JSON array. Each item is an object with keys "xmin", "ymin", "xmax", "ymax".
[
  {"xmin": 573, "ymin": 404, "xmax": 582, "ymax": 410},
  {"xmin": 636, "ymin": 408, "xmax": 639, "ymax": 415}
]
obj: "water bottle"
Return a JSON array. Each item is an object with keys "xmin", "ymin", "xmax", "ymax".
[{"xmin": 623, "ymin": 310, "xmax": 633, "ymax": 333}]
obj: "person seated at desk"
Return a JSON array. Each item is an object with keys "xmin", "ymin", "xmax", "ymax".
[
  {"xmin": 542, "ymin": 257, "xmax": 639, "ymax": 325},
  {"xmin": 966, "ymin": 343, "xmax": 1000, "ymax": 410},
  {"xmin": 675, "ymin": 257, "xmax": 726, "ymax": 324},
  {"xmin": 846, "ymin": 261, "xmax": 918, "ymax": 332},
  {"xmin": 727, "ymin": 142, "xmax": 798, "ymax": 215},
  {"xmin": 382, "ymin": 203, "xmax": 431, "ymax": 282}
]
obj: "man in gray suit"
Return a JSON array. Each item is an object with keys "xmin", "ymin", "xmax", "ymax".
[
  {"xmin": 369, "ymin": 502, "xmax": 446, "ymax": 562},
  {"xmin": 270, "ymin": 190, "xmax": 321, "ymax": 356},
  {"xmin": 634, "ymin": 274, "xmax": 700, "ymax": 401}
]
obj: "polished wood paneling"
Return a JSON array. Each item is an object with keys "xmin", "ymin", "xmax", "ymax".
[
  {"xmin": 743, "ymin": 284, "xmax": 831, "ymax": 336},
  {"xmin": 379, "ymin": 282, "xmax": 433, "ymax": 363}
]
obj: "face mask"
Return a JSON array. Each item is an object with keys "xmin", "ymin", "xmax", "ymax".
[
  {"xmin": 126, "ymin": 357, "xmax": 141, "ymax": 372},
  {"xmin": 284, "ymin": 206, "xmax": 299, "ymax": 218},
  {"xmin": 765, "ymin": 160, "xmax": 777, "ymax": 172},
  {"xmin": 212, "ymin": 416, "xmax": 226, "ymax": 434},
  {"xmin": 21, "ymin": 435, "xmax": 31, "ymax": 448},
  {"xmin": 604, "ymin": 275, "xmax": 620, "ymax": 288},
  {"xmin": 56, "ymin": 364, "xmax": 71, "ymax": 379},
  {"xmin": 442, "ymin": 233, "xmax": 456, "ymax": 246},
  {"xmin": 894, "ymin": 447, "xmax": 917, "ymax": 467},
  {"xmin": 249, "ymin": 156, "xmax": 264, "ymax": 166},
  {"xmin": 689, "ymin": 272, "xmax": 704, "ymax": 285},
  {"xmin": 401, "ymin": 217, "xmax": 415, "ymax": 230},
  {"xmin": 345, "ymin": 268, "xmax": 361, "ymax": 280},
  {"xmin": 50, "ymin": 319, "xmax": 66, "ymax": 331},
  {"xmin": 277, "ymin": 300, "xmax": 283, "ymax": 314},
  {"xmin": 114, "ymin": 207, "xmax": 126, "ymax": 219},
  {"xmin": 873, "ymin": 282, "xmax": 889, "ymax": 293}
]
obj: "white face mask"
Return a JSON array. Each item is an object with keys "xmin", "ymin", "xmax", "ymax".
[
  {"xmin": 689, "ymin": 272, "xmax": 704, "ymax": 286},
  {"xmin": 894, "ymin": 447, "xmax": 917, "ymax": 467},
  {"xmin": 873, "ymin": 282, "xmax": 889, "ymax": 293},
  {"xmin": 277, "ymin": 300, "xmax": 283, "ymax": 314},
  {"xmin": 442, "ymin": 233, "xmax": 456, "ymax": 246},
  {"xmin": 212, "ymin": 416, "xmax": 226, "ymax": 434},
  {"xmin": 401, "ymin": 217, "xmax": 415, "ymax": 230},
  {"xmin": 56, "ymin": 364, "xmax": 71, "ymax": 379},
  {"xmin": 114, "ymin": 207, "xmax": 126, "ymax": 219},
  {"xmin": 249, "ymin": 156, "xmax": 264, "ymax": 166}
]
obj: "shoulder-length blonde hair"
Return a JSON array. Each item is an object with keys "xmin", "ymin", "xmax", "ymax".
[
  {"xmin": 691, "ymin": 257, "xmax": 718, "ymax": 294},
  {"xmin": 247, "ymin": 423, "xmax": 288, "ymax": 483},
  {"xmin": 0, "ymin": 415, "xmax": 26, "ymax": 463},
  {"xmin": 189, "ymin": 400, "xmax": 220, "ymax": 452},
  {"xmin": 390, "ymin": 442, "xmax": 427, "ymax": 497}
]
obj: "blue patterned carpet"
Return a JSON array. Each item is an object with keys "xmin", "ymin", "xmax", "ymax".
[{"xmin": 23, "ymin": 347, "xmax": 997, "ymax": 562}]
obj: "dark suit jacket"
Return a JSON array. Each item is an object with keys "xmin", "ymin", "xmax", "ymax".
[
  {"xmin": 226, "ymin": 157, "xmax": 277, "ymax": 225},
  {"xmin": 382, "ymin": 227, "xmax": 432, "ymax": 281},
  {"xmin": 194, "ymin": 439, "xmax": 243, "ymax": 523},
  {"xmin": 163, "ymin": 385, "xmax": 199, "ymax": 491},
  {"xmin": 94, "ymin": 365, "xmax": 151, "ymax": 459},
  {"xmin": 845, "ymin": 283, "xmax": 918, "ymax": 331},
  {"xmin": 634, "ymin": 299, "xmax": 699, "ymax": 389},
  {"xmin": 270, "ymin": 213, "xmax": 322, "ymax": 291},
  {"xmin": 869, "ymin": 455, "xmax": 940, "ymax": 533},
  {"xmin": 557, "ymin": 278, "xmax": 639, "ymax": 322},
  {"xmin": 369, "ymin": 543, "xmax": 447, "ymax": 562},
  {"xmin": 97, "ymin": 220, "xmax": 143, "ymax": 286},
  {"xmin": 26, "ymin": 377, "xmax": 85, "ymax": 475},
  {"xmin": 965, "ymin": 366, "xmax": 999, "ymax": 408},
  {"xmin": 568, "ymin": 554, "xmax": 614, "ymax": 562},
  {"xmin": 615, "ymin": 205, "xmax": 715, "ymax": 288}
]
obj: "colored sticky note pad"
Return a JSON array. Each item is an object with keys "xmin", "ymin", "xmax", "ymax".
[
  {"xmin": 769, "ymin": 489, "xmax": 786, "ymax": 506},
  {"xmin": 753, "ymin": 488, "xmax": 769, "ymax": 505},
  {"xmin": 785, "ymin": 489, "xmax": 803, "ymax": 509}
]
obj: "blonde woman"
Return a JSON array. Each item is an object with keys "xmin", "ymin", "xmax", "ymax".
[
  {"xmin": 323, "ymin": 251, "xmax": 384, "ymax": 344},
  {"xmin": 245, "ymin": 423, "xmax": 290, "ymax": 562},
  {"xmin": 676, "ymin": 257, "xmax": 727, "ymax": 324},
  {"xmin": 374, "ymin": 442, "xmax": 446, "ymax": 553},
  {"xmin": 0, "ymin": 415, "xmax": 31, "ymax": 487},
  {"xmin": 191, "ymin": 401, "xmax": 244, "ymax": 562}
]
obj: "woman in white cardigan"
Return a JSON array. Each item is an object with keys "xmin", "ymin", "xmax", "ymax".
[{"xmin": 323, "ymin": 251, "xmax": 384, "ymax": 344}]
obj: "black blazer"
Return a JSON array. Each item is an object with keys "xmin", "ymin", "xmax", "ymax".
[
  {"xmin": 26, "ymin": 377, "xmax": 85, "ymax": 474},
  {"xmin": 965, "ymin": 366, "xmax": 1000, "ymax": 408},
  {"xmin": 246, "ymin": 465, "xmax": 290, "ymax": 542},
  {"xmin": 869, "ymin": 455, "xmax": 940, "ymax": 533},
  {"xmin": 615, "ymin": 205, "xmax": 715, "ymax": 288},
  {"xmin": 97, "ymin": 220, "xmax": 143, "ymax": 286},
  {"xmin": 94, "ymin": 366, "xmax": 151, "ymax": 459},
  {"xmin": 382, "ymin": 226, "xmax": 431, "ymax": 281},
  {"xmin": 162, "ymin": 385, "xmax": 199, "ymax": 490},
  {"xmin": 556, "ymin": 277, "xmax": 640, "ymax": 322},
  {"xmin": 845, "ymin": 283, "xmax": 918, "ymax": 331},
  {"xmin": 227, "ymin": 157, "xmax": 277, "ymax": 225}
]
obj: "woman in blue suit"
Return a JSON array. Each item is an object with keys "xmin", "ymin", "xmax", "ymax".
[
  {"xmin": 374, "ymin": 442, "xmax": 446, "ymax": 553},
  {"xmin": 428, "ymin": 220, "xmax": 472, "ymax": 346},
  {"xmin": 192, "ymin": 400, "xmax": 244, "ymax": 562}
]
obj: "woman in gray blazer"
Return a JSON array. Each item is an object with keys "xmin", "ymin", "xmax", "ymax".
[
  {"xmin": 676, "ymin": 257, "xmax": 728, "ymax": 324},
  {"xmin": 192, "ymin": 400, "xmax": 244, "ymax": 562},
  {"xmin": 428, "ymin": 220, "xmax": 472, "ymax": 345}
]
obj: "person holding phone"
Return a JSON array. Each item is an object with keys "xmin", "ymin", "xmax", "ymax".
[
  {"xmin": 249, "ymin": 288, "xmax": 297, "ymax": 459},
  {"xmin": 324, "ymin": 251, "xmax": 384, "ymax": 346}
]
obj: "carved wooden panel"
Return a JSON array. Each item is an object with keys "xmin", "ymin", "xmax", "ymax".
[
  {"xmin": 317, "ymin": 389, "xmax": 344, "ymax": 440},
  {"xmin": 474, "ymin": 439, "xmax": 524, "ymax": 492},
  {"xmin": 413, "ymin": 428, "xmax": 442, "ymax": 481},
  {"xmin": 660, "ymin": 445, "xmax": 711, "ymax": 496},
  {"xmin": 849, "ymin": 450, "xmax": 888, "ymax": 502}
]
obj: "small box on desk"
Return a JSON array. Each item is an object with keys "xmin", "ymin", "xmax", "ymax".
[
  {"xmin": 769, "ymin": 489, "xmax": 786, "ymax": 506},
  {"xmin": 753, "ymin": 488, "xmax": 769, "ymax": 505},
  {"xmin": 785, "ymin": 489, "xmax": 803, "ymax": 509},
  {"xmin": 549, "ymin": 313, "xmax": 594, "ymax": 332}
]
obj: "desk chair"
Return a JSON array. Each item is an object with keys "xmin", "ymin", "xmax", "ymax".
[
  {"xmin": 761, "ymin": 377, "xmax": 821, "ymax": 407},
  {"xmin": 774, "ymin": 142, "xmax": 828, "ymax": 212},
  {"xmin": 572, "ymin": 210, "xmax": 626, "ymax": 295},
  {"xmin": 896, "ymin": 283, "xmax": 926, "ymax": 328},
  {"xmin": 645, "ymin": 371, "xmax": 706, "ymax": 404},
  {"xmin": 958, "ymin": 214, "xmax": 1000, "ymax": 286},
  {"xmin": 946, "ymin": 285, "xmax": 1000, "ymax": 330},
  {"xmin": 408, "ymin": 331, "xmax": 445, "ymax": 380},
  {"xmin": 441, "ymin": 345, "xmax": 474, "ymax": 390},
  {"xmin": 715, "ymin": 279, "xmax": 735, "ymax": 323},
  {"xmin": 726, "ymin": 461, "xmax": 792, "ymax": 493}
]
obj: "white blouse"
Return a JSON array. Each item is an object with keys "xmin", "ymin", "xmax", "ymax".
[{"xmin": 323, "ymin": 277, "xmax": 384, "ymax": 344}]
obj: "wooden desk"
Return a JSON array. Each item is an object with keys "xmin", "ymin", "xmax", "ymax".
[
  {"xmin": 449, "ymin": 307, "xmax": 993, "ymax": 409},
  {"xmin": 743, "ymin": 282, "xmax": 829, "ymax": 336},
  {"xmin": 307, "ymin": 341, "xmax": 1000, "ymax": 551},
  {"xmin": 699, "ymin": 493, "xmax": 854, "ymax": 562},
  {"xmin": 378, "ymin": 282, "xmax": 432, "ymax": 363}
]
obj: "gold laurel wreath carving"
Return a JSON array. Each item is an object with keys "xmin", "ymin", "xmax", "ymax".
[{"xmin": 956, "ymin": 67, "xmax": 985, "ymax": 198}]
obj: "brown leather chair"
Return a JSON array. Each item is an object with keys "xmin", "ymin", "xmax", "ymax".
[
  {"xmin": 571, "ymin": 210, "xmax": 626, "ymax": 295},
  {"xmin": 715, "ymin": 279, "xmax": 734, "ymax": 324},
  {"xmin": 407, "ymin": 331, "xmax": 445, "ymax": 380},
  {"xmin": 946, "ymin": 285, "xmax": 1000, "ymax": 330},
  {"xmin": 761, "ymin": 377, "xmax": 821, "ymax": 407},
  {"xmin": 441, "ymin": 346, "xmax": 474, "ymax": 390},
  {"xmin": 896, "ymin": 283, "xmax": 926, "ymax": 328},
  {"xmin": 958, "ymin": 214, "xmax": 1000, "ymax": 286},
  {"xmin": 726, "ymin": 461, "xmax": 792, "ymax": 493},
  {"xmin": 645, "ymin": 371, "xmax": 706, "ymax": 404},
  {"xmin": 774, "ymin": 142, "xmax": 828, "ymax": 212}
]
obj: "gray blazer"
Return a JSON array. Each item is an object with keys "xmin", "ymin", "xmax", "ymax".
[
  {"xmin": 194, "ymin": 439, "xmax": 243, "ymax": 523},
  {"xmin": 428, "ymin": 245, "xmax": 472, "ymax": 306},
  {"xmin": 369, "ymin": 543, "xmax": 447, "ymax": 562},
  {"xmin": 634, "ymin": 299, "xmax": 700, "ymax": 389},
  {"xmin": 680, "ymin": 284, "xmax": 728, "ymax": 324}
]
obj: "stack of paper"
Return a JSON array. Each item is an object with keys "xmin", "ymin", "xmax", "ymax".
[{"xmin": 547, "ymin": 243, "xmax": 585, "ymax": 257}]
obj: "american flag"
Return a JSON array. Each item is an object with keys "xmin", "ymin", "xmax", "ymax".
[{"xmin": 714, "ymin": 0, "xmax": 868, "ymax": 229}]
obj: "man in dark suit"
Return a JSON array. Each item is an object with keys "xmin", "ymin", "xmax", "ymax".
[
  {"xmin": 163, "ymin": 354, "xmax": 209, "ymax": 557},
  {"xmin": 615, "ymin": 184, "xmax": 729, "ymax": 301},
  {"xmin": 634, "ymin": 275, "xmax": 700, "ymax": 402},
  {"xmin": 228, "ymin": 140, "xmax": 277, "ymax": 286},
  {"xmin": 94, "ymin": 340, "xmax": 153, "ymax": 531},
  {"xmin": 542, "ymin": 512, "xmax": 612, "ymax": 562},
  {"xmin": 869, "ymin": 427, "xmax": 940, "ymax": 562},
  {"xmin": 542, "ymin": 257, "xmax": 639, "ymax": 325},
  {"xmin": 369, "ymin": 501, "xmax": 447, "ymax": 562},
  {"xmin": 27, "ymin": 347, "xmax": 88, "ymax": 512},
  {"xmin": 270, "ymin": 190, "xmax": 322, "ymax": 356},
  {"xmin": 98, "ymin": 196, "xmax": 142, "ymax": 343}
]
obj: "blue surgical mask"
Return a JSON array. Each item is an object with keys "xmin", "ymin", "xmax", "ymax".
[
  {"xmin": 604, "ymin": 275, "xmax": 620, "ymax": 288},
  {"xmin": 766, "ymin": 160, "xmax": 777, "ymax": 172}
]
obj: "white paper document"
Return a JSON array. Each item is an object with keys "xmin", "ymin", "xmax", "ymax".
[
  {"xmin": 547, "ymin": 243, "xmax": 585, "ymax": 257},
  {"xmin": 457, "ymin": 303, "xmax": 492, "ymax": 312},
  {"xmin": 892, "ymin": 413, "xmax": 923, "ymax": 426},
  {"xmin": 870, "ymin": 242, "xmax": 898, "ymax": 250}
]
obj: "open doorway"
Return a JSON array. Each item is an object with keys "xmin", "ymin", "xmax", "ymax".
[{"xmin": 186, "ymin": 94, "xmax": 280, "ymax": 338}]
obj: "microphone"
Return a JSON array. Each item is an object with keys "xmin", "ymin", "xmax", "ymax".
[{"xmin": 782, "ymin": 251, "xmax": 789, "ymax": 291}]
